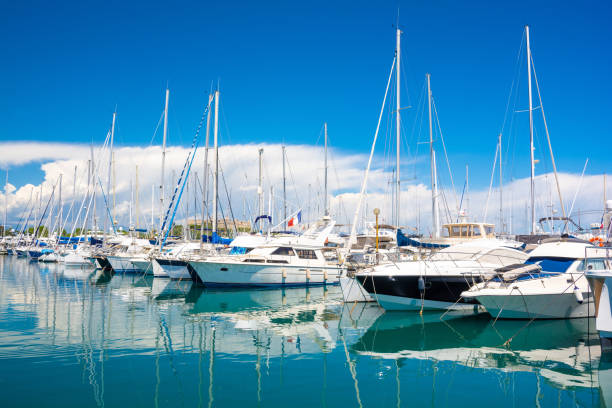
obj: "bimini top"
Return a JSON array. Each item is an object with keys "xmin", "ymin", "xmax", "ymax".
[
  {"xmin": 528, "ymin": 241, "xmax": 595, "ymax": 259},
  {"xmin": 441, "ymin": 223, "xmax": 495, "ymax": 239}
]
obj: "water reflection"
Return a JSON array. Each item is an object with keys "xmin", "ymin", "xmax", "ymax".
[{"xmin": 0, "ymin": 256, "xmax": 605, "ymax": 408}]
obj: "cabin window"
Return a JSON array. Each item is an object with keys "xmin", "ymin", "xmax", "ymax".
[
  {"xmin": 485, "ymin": 226, "xmax": 494, "ymax": 235},
  {"xmin": 525, "ymin": 257, "xmax": 576, "ymax": 273},
  {"xmin": 451, "ymin": 226, "xmax": 460, "ymax": 236},
  {"xmin": 460, "ymin": 226, "xmax": 469, "ymax": 236},
  {"xmin": 272, "ymin": 247, "xmax": 295, "ymax": 256},
  {"xmin": 577, "ymin": 258, "xmax": 607, "ymax": 271},
  {"xmin": 296, "ymin": 249, "xmax": 317, "ymax": 259},
  {"xmin": 442, "ymin": 227, "xmax": 450, "ymax": 237},
  {"xmin": 473, "ymin": 226, "xmax": 482, "ymax": 236}
]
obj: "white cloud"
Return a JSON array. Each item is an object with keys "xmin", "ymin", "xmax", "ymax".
[{"xmin": 0, "ymin": 141, "xmax": 608, "ymax": 236}]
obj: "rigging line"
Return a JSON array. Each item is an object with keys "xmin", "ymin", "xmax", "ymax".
[
  {"xmin": 219, "ymin": 162, "xmax": 238, "ymax": 236},
  {"xmin": 407, "ymin": 79, "xmax": 427, "ymax": 163},
  {"xmin": 506, "ymin": 38, "xmax": 526, "ymax": 183},
  {"xmin": 567, "ymin": 158, "xmax": 589, "ymax": 223},
  {"xmin": 347, "ymin": 55, "xmax": 396, "ymax": 251},
  {"xmin": 431, "ymin": 98, "xmax": 459, "ymax": 214},
  {"xmin": 499, "ymin": 30, "xmax": 526, "ymax": 136},
  {"xmin": 148, "ymin": 110, "xmax": 166, "ymax": 147},
  {"xmin": 483, "ymin": 142, "xmax": 500, "ymax": 222},
  {"xmin": 530, "ymin": 53, "xmax": 568, "ymax": 223},
  {"xmin": 285, "ymin": 150, "xmax": 304, "ymax": 210}
]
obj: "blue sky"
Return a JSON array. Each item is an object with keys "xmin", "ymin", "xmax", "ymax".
[{"xmin": 2, "ymin": 0, "xmax": 610, "ymax": 192}]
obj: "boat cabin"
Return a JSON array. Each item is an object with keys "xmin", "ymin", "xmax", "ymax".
[{"xmin": 441, "ymin": 223, "xmax": 495, "ymax": 239}]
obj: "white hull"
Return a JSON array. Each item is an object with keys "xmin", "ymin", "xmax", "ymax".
[
  {"xmin": 339, "ymin": 276, "xmax": 373, "ymax": 302},
  {"xmin": 152, "ymin": 259, "xmax": 191, "ymax": 279},
  {"xmin": 64, "ymin": 252, "xmax": 93, "ymax": 267},
  {"xmin": 152, "ymin": 260, "xmax": 169, "ymax": 277},
  {"xmin": 474, "ymin": 292, "xmax": 594, "ymax": 319},
  {"xmin": 107, "ymin": 256, "xmax": 140, "ymax": 273},
  {"xmin": 189, "ymin": 260, "xmax": 342, "ymax": 286}
]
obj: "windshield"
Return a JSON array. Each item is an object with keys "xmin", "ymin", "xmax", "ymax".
[{"xmin": 525, "ymin": 257, "xmax": 576, "ymax": 273}]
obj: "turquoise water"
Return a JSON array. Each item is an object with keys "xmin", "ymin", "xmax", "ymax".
[{"xmin": 0, "ymin": 255, "xmax": 609, "ymax": 408}]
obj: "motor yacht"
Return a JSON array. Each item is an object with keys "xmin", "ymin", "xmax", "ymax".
[
  {"xmin": 462, "ymin": 239, "xmax": 601, "ymax": 319},
  {"xmin": 353, "ymin": 239, "xmax": 528, "ymax": 311},
  {"xmin": 188, "ymin": 218, "xmax": 344, "ymax": 287}
]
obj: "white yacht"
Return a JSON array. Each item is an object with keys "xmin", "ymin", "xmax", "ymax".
[
  {"xmin": 152, "ymin": 242, "xmax": 202, "ymax": 279},
  {"xmin": 462, "ymin": 239, "xmax": 601, "ymax": 319},
  {"xmin": 353, "ymin": 240, "xmax": 528, "ymax": 311},
  {"xmin": 153, "ymin": 234, "xmax": 269, "ymax": 279},
  {"xmin": 106, "ymin": 238, "xmax": 154, "ymax": 273},
  {"xmin": 63, "ymin": 245, "xmax": 95, "ymax": 267},
  {"xmin": 188, "ymin": 218, "xmax": 344, "ymax": 287}
]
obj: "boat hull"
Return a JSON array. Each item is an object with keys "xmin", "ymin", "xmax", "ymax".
[
  {"xmin": 473, "ymin": 292, "xmax": 594, "ymax": 319},
  {"xmin": 153, "ymin": 258, "xmax": 192, "ymax": 280},
  {"xmin": 189, "ymin": 260, "xmax": 342, "ymax": 287},
  {"xmin": 356, "ymin": 274, "xmax": 480, "ymax": 311},
  {"xmin": 339, "ymin": 275, "xmax": 374, "ymax": 302},
  {"xmin": 106, "ymin": 256, "xmax": 140, "ymax": 273}
]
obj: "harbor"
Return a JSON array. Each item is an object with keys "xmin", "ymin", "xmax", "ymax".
[
  {"xmin": 0, "ymin": 255, "xmax": 608, "ymax": 407},
  {"xmin": 1, "ymin": 1, "xmax": 612, "ymax": 407}
]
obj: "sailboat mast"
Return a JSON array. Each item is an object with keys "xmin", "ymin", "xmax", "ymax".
[
  {"xmin": 160, "ymin": 88, "xmax": 169, "ymax": 241},
  {"xmin": 258, "ymin": 148, "xmax": 264, "ymax": 220},
  {"xmin": 427, "ymin": 74, "xmax": 440, "ymax": 238},
  {"xmin": 499, "ymin": 133, "xmax": 503, "ymax": 233},
  {"xmin": 282, "ymin": 145, "xmax": 287, "ymax": 228},
  {"xmin": 135, "ymin": 165, "xmax": 139, "ymax": 231},
  {"xmin": 324, "ymin": 123, "xmax": 328, "ymax": 216},
  {"xmin": 3, "ymin": 170, "xmax": 7, "ymax": 238},
  {"xmin": 201, "ymin": 93, "xmax": 213, "ymax": 244},
  {"xmin": 526, "ymin": 25, "xmax": 536, "ymax": 235},
  {"xmin": 58, "ymin": 173, "xmax": 62, "ymax": 238},
  {"xmin": 395, "ymin": 28, "xmax": 401, "ymax": 228},
  {"xmin": 105, "ymin": 112, "xmax": 116, "ymax": 243},
  {"xmin": 151, "ymin": 184, "xmax": 154, "ymax": 232},
  {"xmin": 212, "ymin": 90, "xmax": 220, "ymax": 234}
]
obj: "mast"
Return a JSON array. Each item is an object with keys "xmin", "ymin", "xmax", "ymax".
[
  {"xmin": 135, "ymin": 165, "xmax": 139, "ymax": 231},
  {"xmin": 159, "ymin": 88, "xmax": 169, "ymax": 243},
  {"xmin": 258, "ymin": 148, "xmax": 264, "ymax": 220},
  {"xmin": 201, "ymin": 93, "xmax": 213, "ymax": 245},
  {"xmin": 499, "ymin": 133, "xmax": 503, "ymax": 233},
  {"xmin": 212, "ymin": 90, "xmax": 220, "ymax": 234},
  {"xmin": 324, "ymin": 123, "xmax": 329, "ymax": 216},
  {"xmin": 58, "ymin": 173, "xmax": 62, "ymax": 238},
  {"xmin": 151, "ymin": 184, "xmax": 154, "ymax": 233},
  {"xmin": 282, "ymin": 145, "xmax": 287, "ymax": 228},
  {"xmin": 105, "ymin": 111, "xmax": 116, "ymax": 243},
  {"xmin": 3, "ymin": 170, "xmax": 7, "ymax": 238},
  {"xmin": 90, "ymin": 144, "xmax": 96, "ymax": 236},
  {"xmin": 526, "ymin": 25, "xmax": 536, "ymax": 234},
  {"xmin": 395, "ymin": 28, "xmax": 401, "ymax": 228},
  {"xmin": 427, "ymin": 74, "xmax": 440, "ymax": 238},
  {"xmin": 72, "ymin": 165, "xmax": 77, "ymax": 226}
]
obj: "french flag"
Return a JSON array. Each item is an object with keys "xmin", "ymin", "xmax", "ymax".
[{"xmin": 288, "ymin": 211, "xmax": 302, "ymax": 227}]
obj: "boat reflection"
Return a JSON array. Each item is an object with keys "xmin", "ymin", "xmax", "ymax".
[{"xmin": 347, "ymin": 310, "xmax": 601, "ymax": 390}]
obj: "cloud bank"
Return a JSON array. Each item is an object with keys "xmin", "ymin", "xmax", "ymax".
[{"xmin": 0, "ymin": 141, "xmax": 608, "ymax": 235}]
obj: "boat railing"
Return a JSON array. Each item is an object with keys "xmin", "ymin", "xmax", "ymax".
[{"xmin": 420, "ymin": 250, "xmax": 527, "ymax": 272}]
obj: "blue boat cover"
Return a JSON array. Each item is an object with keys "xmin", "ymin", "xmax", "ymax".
[
  {"xmin": 396, "ymin": 229, "xmax": 450, "ymax": 249},
  {"xmin": 202, "ymin": 232, "xmax": 232, "ymax": 245}
]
